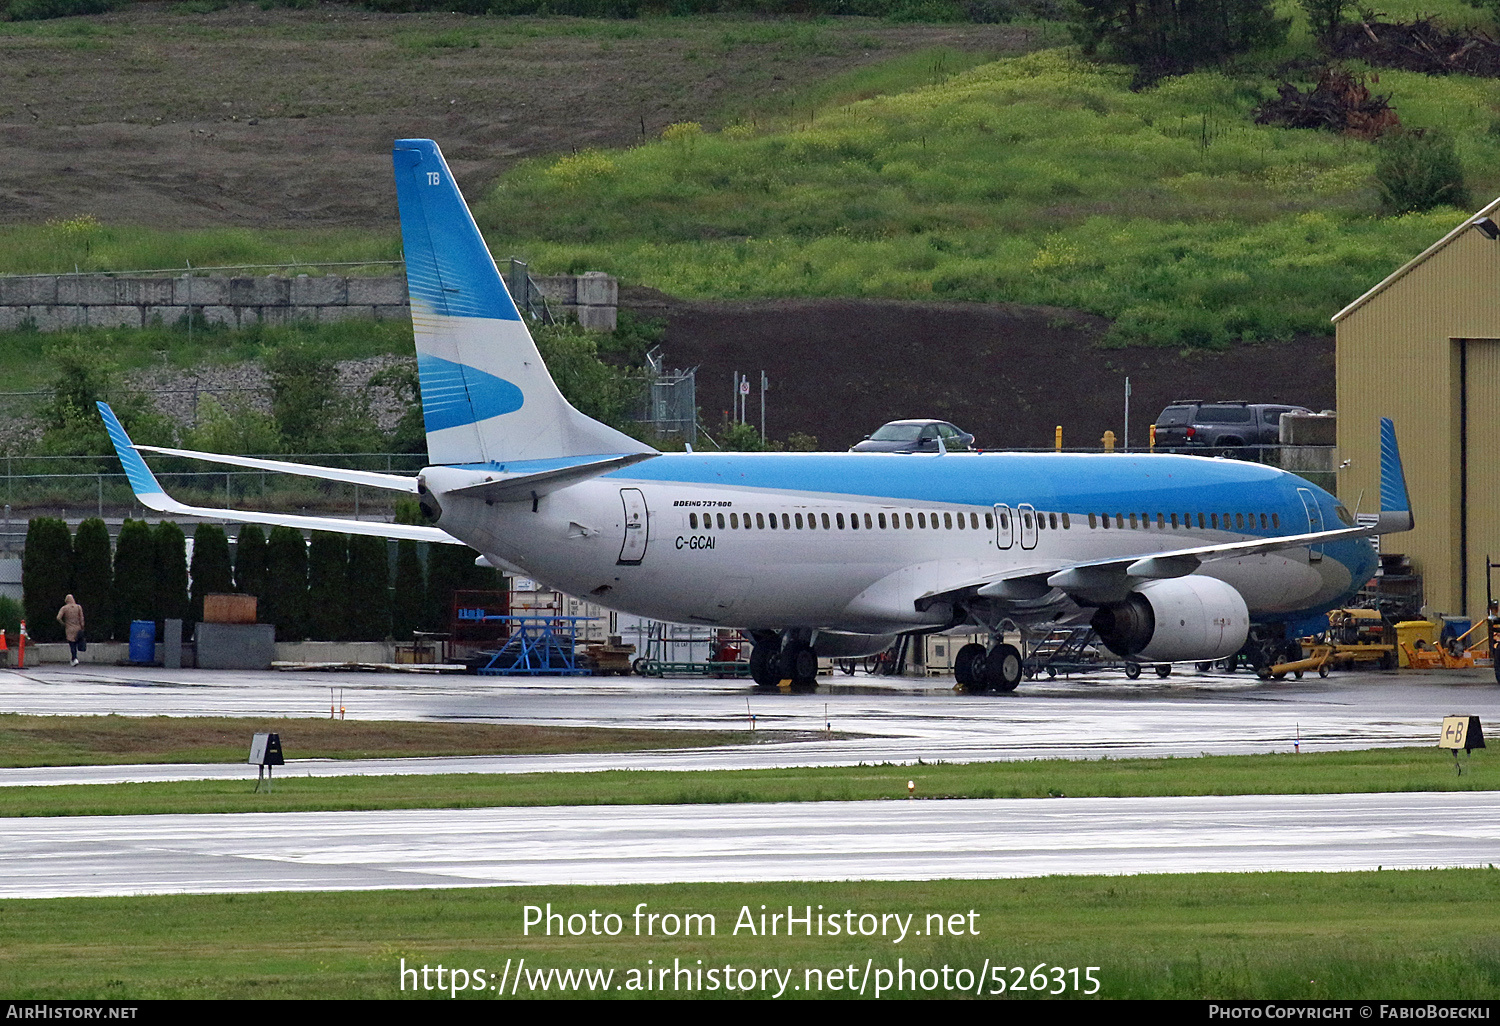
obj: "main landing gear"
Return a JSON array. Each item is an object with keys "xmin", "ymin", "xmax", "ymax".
[
  {"xmin": 954, "ymin": 641, "xmax": 1022, "ymax": 694},
  {"xmin": 748, "ymin": 633, "xmax": 819, "ymax": 691}
]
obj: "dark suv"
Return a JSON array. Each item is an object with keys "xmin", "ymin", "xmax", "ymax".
[{"xmin": 1152, "ymin": 401, "xmax": 1311, "ymax": 452}]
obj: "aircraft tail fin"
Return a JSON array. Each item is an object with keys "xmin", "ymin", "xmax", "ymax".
[
  {"xmin": 392, "ymin": 139, "xmax": 654, "ymax": 466},
  {"xmin": 1373, "ymin": 416, "xmax": 1414, "ymax": 534}
]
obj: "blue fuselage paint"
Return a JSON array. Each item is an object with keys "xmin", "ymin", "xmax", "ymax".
[{"xmin": 428, "ymin": 450, "xmax": 1376, "ymax": 633}]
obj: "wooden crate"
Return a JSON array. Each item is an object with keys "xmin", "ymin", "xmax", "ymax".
[{"xmin": 203, "ymin": 593, "xmax": 257, "ymax": 625}]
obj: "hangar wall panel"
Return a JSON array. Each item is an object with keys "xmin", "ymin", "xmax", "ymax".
[{"xmin": 1337, "ymin": 226, "xmax": 1500, "ymax": 615}]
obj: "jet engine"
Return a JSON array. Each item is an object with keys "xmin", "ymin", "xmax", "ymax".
[{"xmin": 1090, "ymin": 576, "xmax": 1249, "ymax": 662}]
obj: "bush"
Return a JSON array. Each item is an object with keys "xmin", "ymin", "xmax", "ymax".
[
  {"xmin": 347, "ymin": 535, "xmax": 391, "ymax": 641},
  {"xmin": 0, "ymin": 596, "xmax": 21, "ymax": 641},
  {"xmin": 22, "ymin": 517, "xmax": 71, "ymax": 643},
  {"xmin": 189, "ymin": 524, "xmax": 234, "ymax": 628},
  {"xmin": 263, "ymin": 526, "xmax": 308, "ymax": 642},
  {"xmin": 3, "ymin": 0, "xmax": 126, "ymax": 22},
  {"xmin": 306, "ymin": 532, "xmax": 348, "ymax": 642},
  {"xmin": 233, "ymin": 525, "xmax": 268, "ymax": 600},
  {"xmin": 1072, "ymin": 0, "xmax": 1289, "ymax": 81},
  {"xmin": 152, "ymin": 521, "xmax": 190, "ymax": 634},
  {"xmin": 1375, "ymin": 129, "xmax": 1471, "ymax": 215},
  {"xmin": 112, "ymin": 519, "xmax": 155, "ymax": 640},
  {"xmin": 392, "ymin": 540, "xmax": 425, "ymax": 642},
  {"xmin": 72, "ymin": 518, "xmax": 112, "ymax": 641}
]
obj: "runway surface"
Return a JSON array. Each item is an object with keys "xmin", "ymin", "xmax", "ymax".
[
  {"xmin": 4, "ymin": 791, "xmax": 1495, "ymax": 898},
  {"xmin": 3, "ymin": 666, "xmax": 1496, "ymax": 788}
]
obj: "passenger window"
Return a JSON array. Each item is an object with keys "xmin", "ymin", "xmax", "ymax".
[
  {"xmin": 1235, "ymin": 513, "xmax": 1244, "ymax": 530},
  {"xmin": 878, "ymin": 513, "xmax": 887, "ymax": 529},
  {"xmin": 689, "ymin": 513, "xmax": 698, "ymax": 529},
  {"xmin": 743, "ymin": 514, "xmax": 751, "ymax": 530},
  {"xmin": 1000, "ymin": 512, "xmax": 1009, "ymax": 529},
  {"xmin": 1037, "ymin": 514, "xmax": 1046, "ymax": 531},
  {"xmin": 956, "ymin": 513, "xmax": 965, "ymax": 530},
  {"xmin": 1088, "ymin": 513, "xmax": 1097, "ymax": 529},
  {"xmin": 1272, "ymin": 513, "xmax": 1280, "ymax": 528},
  {"xmin": 1157, "ymin": 513, "xmax": 1164, "ymax": 529},
  {"xmin": 1170, "ymin": 513, "xmax": 1178, "ymax": 528},
  {"xmin": 1061, "ymin": 513, "xmax": 1070, "ymax": 529},
  {"xmin": 730, "ymin": 513, "xmax": 739, "ymax": 528},
  {"xmin": 905, "ymin": 513, "xmax": 915, "ymax": 529},
  {"xmin": 756, "ymin": 513, "xmax": 765, "ymax": 529},
  {"xmin": 931, "ymin": 513, "xmax": 940, "ymax": 530},
  {"xmin": 918, "ymin": 513, "xmax": 927, "ymax": 529},
  {"xmin": 808, "ymin": 513, "xmax": 817, "ymax": 530},
  {"xmin": 837, "ymin": 513, "xmax": 845, "ymax": 529},
  {"xmin": 717, "ymin": 513, "xmax": 726, "ymax": 529},
  {"xmin": 972, "ymin": 513, "xmax": 981, "ymax": 529},
  {"xmin": 822, "ymin": 513, "xmax": 831, "ymax": 529},
  {"xmin": 769, "ymin": 513, "xmax": 778, "ymax": 530},
  {"xmin": 1211, "ymin": 514, "xmax": 1218, "ymax": 528},
  {"xmin": 1129, "ymin": 513, "xmax": 1138, "ymax": 529},
  {"xmin": 1259, "ymin": 513, "xmax": 1267, "ymax": 529},
  {"xmin": 944, "ymin": 513, "xmax": 953, "ymax": 529},
  {"xmin": 795, "ymin": 513, "xmax": 804, "ymax": 529},
  {"xmin": 865, "ymin": 513, "xmax": 873, "ymax": 529},
  {"xmin": 1116, "ymin": 514, "xmax": 1124, "ymax": 528},
  {"xmin": 1197, "ymin": 513, "xmax": 1205, "ymax": 529},
  {"xmin": 1023, "ymin": 512, "xmax": 1033, "ymax": 530}
]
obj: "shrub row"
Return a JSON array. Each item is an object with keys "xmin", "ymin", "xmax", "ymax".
[{"xmin": 18, "ymin": 517, "xmax": 498, "ymax": 644}]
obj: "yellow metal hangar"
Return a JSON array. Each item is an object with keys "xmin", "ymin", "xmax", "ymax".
[{"xmin": 1334, "ymin": 200, "xmax": 1500, "ymax": 617}]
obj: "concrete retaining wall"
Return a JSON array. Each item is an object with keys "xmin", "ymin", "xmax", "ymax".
[{"xmin": 0, "ymin": 272, "xmax": 617, "ymax": 332}]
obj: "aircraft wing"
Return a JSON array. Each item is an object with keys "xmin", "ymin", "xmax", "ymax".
[
  {"xmin": 97, "ymin": 403, "xmax": 465, "ymax": 545},
  {"xmin": 130, "ymin": 444, "xmax": 420, "ymax": 493},
  {"xmin": 918, "ymin": 524, "xmax": 1373, "ymax": 609}
]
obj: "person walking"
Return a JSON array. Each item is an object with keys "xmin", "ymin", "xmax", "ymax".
[{"xmin": 56, "ymin": 594, "xmax": 84, "ymax": 666}]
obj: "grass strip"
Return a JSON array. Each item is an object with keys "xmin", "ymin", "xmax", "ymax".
[
  {"xmin": 0, "ymin": 713, "xmax": 808, "ymax": 768},
  {"xmin": 2, "ymin": 871, "xmax": 1498, "ymax": 998},
  {"xmin": 0, "ymin": 746, "xmax": 1489, "ymax": 818}
]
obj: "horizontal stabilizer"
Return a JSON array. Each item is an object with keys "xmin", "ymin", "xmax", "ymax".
[
  {"xmin": 132, "ymin": 444, "xmax": 419, "ymax": 493},
  {"xmin": 97, "ymin": 403, "xmax": 463, "ymax": 545},
  {"xmin": 440, "ymin": 452, "xmax": 659, "ymax": 504}
]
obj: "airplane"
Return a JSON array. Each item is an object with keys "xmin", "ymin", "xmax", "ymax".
[{"xmin": 97, "ymin": 138, "xmax": 1413, "ymax": 693}]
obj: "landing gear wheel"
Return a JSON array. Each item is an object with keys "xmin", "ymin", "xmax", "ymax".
[
  {"xmin": 779, "ymin": 643, "xmax": 818, "ymax": 691},
  {"xmin": 965, "ymin": 651, "xmax": 991, "ymax": 694},
  {"xmin": 1195, "ymin": 661, "xmax": 1213, "ymax": 673},
  {"xmin": 749, "ymin": 642, "xmax": 781, "ymax": 689},
  {"xmin": 985, "ymin": 644, "xmax": 1023, "ymax": 692},
  {"xmin": 954, "ymin": 643, "xmax": 986, "ymax": 688},
  {"xmin": 1154, "ymin": 664, "xmax": 1172, "ymax": 678},
  {"xmin": 1124, "ymin": 662, "xmax": 1142, "ymax": 680}
]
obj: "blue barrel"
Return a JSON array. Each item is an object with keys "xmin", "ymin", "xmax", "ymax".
[
  {"xmin": 128, "ymin": 620, "xmax": 156, "ymax": 664},
  {"xmin": 1442, "ymin": 617, "xmax": 1472, "ymax": 645}
]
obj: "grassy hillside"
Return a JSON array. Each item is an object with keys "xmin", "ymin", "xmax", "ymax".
[{"xmin": 478, "ymin": 45, "xmax": 1500, "ymax": 346}]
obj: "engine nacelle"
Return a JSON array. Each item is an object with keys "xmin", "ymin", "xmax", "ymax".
[{"xmin": 1090, "ymin": 576, "xmax": 1250, "ymax": 663}]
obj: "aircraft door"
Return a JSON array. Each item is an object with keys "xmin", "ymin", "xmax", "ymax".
[
  {"xmin": 1018, "ymin": 503, "xmax": 1039, "ymax": 550},
  {"xmin": 618, "ymin": 488, "xmax": 649, "ymax": 565},
  {"xmin": 1296, "ymin": 488, "xmax": 1324, "ymax": 563},
  {"xmin": 993, "ymin": 504, "xmax": 1015, "ymax": 549}
]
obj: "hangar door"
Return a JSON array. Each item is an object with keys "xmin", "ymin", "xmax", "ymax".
[{"xmin": 1460, "ymin": 339, "xmax": 1500, "ymax": 615}]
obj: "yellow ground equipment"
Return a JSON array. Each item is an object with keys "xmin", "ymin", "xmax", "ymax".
[{"xmin": 1259, "ymin": 609, "xmax": 1396, "ymax": 679}]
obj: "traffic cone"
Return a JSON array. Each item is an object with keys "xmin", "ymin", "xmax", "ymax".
[
  {"xmin": 0, "ymin": 627, "xmax": 8, "ymax": 668},
  {"xmin": 17, "ymin": 619, "xmax": 26, "ymax": 670}
]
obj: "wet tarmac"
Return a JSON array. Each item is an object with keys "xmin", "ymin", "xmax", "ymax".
[{"xmin": 4, "ymin": 791, "xmax": 1495, "ymax": 898}]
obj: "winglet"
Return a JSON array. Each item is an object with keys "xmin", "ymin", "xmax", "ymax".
[
  {"xmin": 1373, "ymin": 416, "xmax": 1414, "ymax": 534},
  {"xmin": 97, "ymin": 401, "xmax": 170, "ymax": 504}
]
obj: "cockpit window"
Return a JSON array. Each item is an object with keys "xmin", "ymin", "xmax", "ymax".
[{"xmin": 1334, "ymin": 504, "xmax": 1355, "ymax": 526}]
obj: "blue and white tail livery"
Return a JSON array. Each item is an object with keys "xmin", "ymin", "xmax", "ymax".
[
  {"xmin": 393, "ymin": 139, "xmax": 654, "ymax": 467},
  {"xmin": 97, "ymin": 139, "xmax": 1415, "ymax": 692}
]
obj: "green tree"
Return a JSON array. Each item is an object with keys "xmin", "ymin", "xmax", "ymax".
[
  {"xmin": 186, "ymin": 395, "xmax": 282, "ymax": 455},
  {"xmin": 1375, "ymin": 129, "xmax": 1471, "ymax": 215},
  {"xmin": 22, "ymin": 517, "xmax": 71, "ymax": 643},
  {"xmin": 189, "ymin": 524, "xmax": 235, "ymax": 628},
  {"xmin": 1072, "ymin": 0, "xmax": 1288, "ymax": 81},
  {"xmin": 392, "ymin": 540, "xmax": 426, "ymax": 641},
  {"xmin": 1300, "ymin": 0, "xmax": 1351, "ymax": 50},
  {"xmin": 532, "ymin": 320, "xmax": 645, "ymax": 432},
  {"xmin": 36, "ymin": 341, "xmax": 174, "ymax": 457},
  {"xmin": 306, "ymin": 531, "xmax": 349, "ymax": 642},
  {"xmin": 112, "ymin": 519, "xmax": 156, "ymax": 640},
  {"xmin": 265, "ymin": 345, "xmax": 381, "ymax": 453},
  {"xmin": 234, "ymin": 525, "xmax": 268, "ymax": 600},
  {"xmin": 152, "ymin": 521, "xmax": 190, "ymax": 634},
  {"xmin": 346, "ymin": 535, "xmax": 392, "ymax": 641},
  {"xmin": 369, "ymin": 363, "xmax": 427, "ymax": 456},
  {"xmin": 263, "ymin": 526, "xmax": 308, "ymax": 641},
  {"xmin": 71, "ymin": 518, "xmax": 113, "ymax": 641}
]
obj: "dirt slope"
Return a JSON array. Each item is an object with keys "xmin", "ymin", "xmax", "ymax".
[{"xmin": 634, "ymin": 293, "xmax": 1335, "ymax": 450}]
